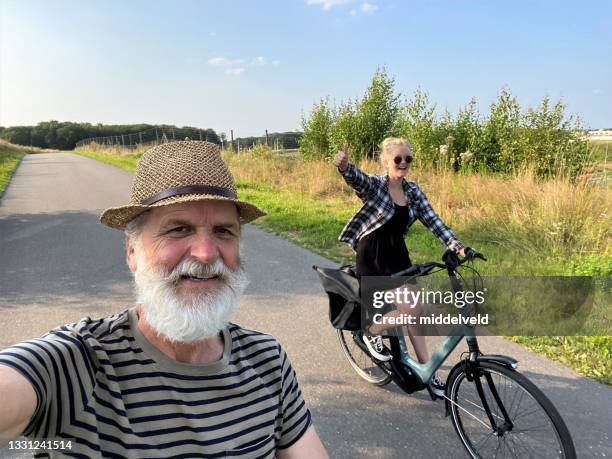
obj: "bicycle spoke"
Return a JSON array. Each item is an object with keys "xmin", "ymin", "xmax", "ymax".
[
  {"xmin": 508, "ymin": 385, "xmax": 527, "ymax": 418},
  {"xmin": 503, "ymin": 435, "xmax": 523, "ymax": 458},
  {"xmin": 512, "ymin": 423, "xmax": 554, "ymax": 433},
  {"xmin": 513, "ymin": 405, "xmax": 545, "ymax": 422},
  {"xmin": 461, "ymin": 396, "xmax": 505, "ymax": 422},
  {"xmin": 450, "ymin": 364, "xmax": 572, "ymax": 459},
  {"xmin": 444, "ymin": 394, "xmax": 492, "ymax": 429},
  {"xmin": 475, "ymin": 430, "xmax": 496, "ymax": 450},
  {"xmin": 494, "ymin": 436, "xmax": 503, "ymax": 457}
]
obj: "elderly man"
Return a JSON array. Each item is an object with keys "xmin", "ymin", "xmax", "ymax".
[{"xmin": 0, "ymin": 141, "xmax": 328, "ymax": 458}]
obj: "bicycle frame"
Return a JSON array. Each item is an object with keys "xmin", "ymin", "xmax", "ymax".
[
  {"xmin": 385, "ymin": 259, "xmax": 521, "ymax": 432},
  {"xmin": 395, "ymin": 332, "xmax": 467, "ymax": 385},
  {"xmin": 381, "ymin": 255, "xmax": 493, "ymax": 394},
  {"xmin": 385, "ymin": 259, "xmax": 478, "ymax": 385}
]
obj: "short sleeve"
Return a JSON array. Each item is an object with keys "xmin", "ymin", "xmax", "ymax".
[
  {"xmin": 275, "ymin": 345, "xmax": 312, "ymax": 449},
  {"xmin": 0, "ymin": 331, "xmax": 93, "ymax": 439}
]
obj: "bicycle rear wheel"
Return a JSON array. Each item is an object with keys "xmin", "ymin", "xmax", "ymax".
[
  {"xmin": 448, "ymin": 361, "xmax": 575, "ymax": 458},
  {"xmin": 337, "ymin": 329, "xmax": 392, "ymax": 386}
]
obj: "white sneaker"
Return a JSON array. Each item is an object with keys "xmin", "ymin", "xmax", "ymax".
[
  {"xmin": 362, "ymin": 334, "xmax": 392, "ymax": 361},
  {"xmin": 429, "ymin": 372, "xmax": 446, "ymax": 397}
]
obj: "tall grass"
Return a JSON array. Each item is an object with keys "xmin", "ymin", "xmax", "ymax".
[{"xmin": 222, "ymin": 151, "xmax": 611, "ymax": 271}]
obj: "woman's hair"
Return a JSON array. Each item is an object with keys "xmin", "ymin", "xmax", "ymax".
[
  {"xmin": 380, "ymin": 137, "xmax": 412, "ymax": 158},
  {"xmin": 379, "ymin": 137, "xmax": 412, "ymax": 169}
]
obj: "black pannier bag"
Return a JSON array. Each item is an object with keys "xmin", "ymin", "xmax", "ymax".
[{"xmin": 313, "ymin": 265, "xmax": 362, "ymax": 331}]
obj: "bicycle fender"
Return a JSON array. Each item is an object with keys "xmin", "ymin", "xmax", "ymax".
[{"xmin": 477, "ymin": 355, "xmax": 518, "ymax": 370}]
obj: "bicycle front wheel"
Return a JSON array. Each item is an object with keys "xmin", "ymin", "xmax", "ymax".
[
  {"xmin": 448, "ymin": 361, "xmax": 575, "ymax": 458},
  {"xmin": 337, "ymin": 329, "xmax": 392, "ymax": 386}
]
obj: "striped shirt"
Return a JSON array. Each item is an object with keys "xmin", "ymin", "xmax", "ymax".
[
  {"xmin": 338, "ymin": 162, "xmax": 464, "ymax": 252},
  {"xmin": 0, "ymin": 308, "xmax": 312, "ymax": 458}
]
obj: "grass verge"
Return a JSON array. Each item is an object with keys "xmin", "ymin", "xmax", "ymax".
[
  {"xmin": 509, "ymin": 336, "xmax": 610, "ymax": 385},
  {"xmin": 74, "ymin": 147, "xmax": 611, "ymax": 384},
  {"xmin": 75, "ymin": 149, "xmax": 142, "ymax": 173},
  {"xmin": 0, "ymin": 148, "xmax": 26, "ymax": 197}
]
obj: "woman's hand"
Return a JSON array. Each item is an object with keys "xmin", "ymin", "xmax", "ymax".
[{"xmin": 333, "ymin": 143, "xmax": 349, "ymax": 172}]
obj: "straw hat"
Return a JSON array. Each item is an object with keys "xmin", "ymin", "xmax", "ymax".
[{"xmin": 100, "ymin": 140, "xmax": 266, "ymax": 229}]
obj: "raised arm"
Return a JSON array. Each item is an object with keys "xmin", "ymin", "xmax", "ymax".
[
  {"xmin": 413, "ymin": 184, "xmax": 465, "ymax": 253},
  {"xmin": 0, "ymin": 365, "xmax": 37, "ymax": 446},
  {"xmin": 333, "ymin": 143, "xmax": 377, "ymax": 200}
]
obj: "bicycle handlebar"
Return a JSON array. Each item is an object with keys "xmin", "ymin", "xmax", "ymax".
[{"xmin": 390, "ymin": 248, "xmax": 486, "ymax": 278}]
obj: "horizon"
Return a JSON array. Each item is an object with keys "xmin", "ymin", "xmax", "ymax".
[{"xmin": 1, "ymin": 0, "xmax": 610, "ymax": 137}]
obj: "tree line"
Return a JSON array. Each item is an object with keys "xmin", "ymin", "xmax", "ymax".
[
  {"xmin": 0, "ymin": 122, "xmax": 220, "ymax": 150},
  {"xmin": 230, "ymin": 132, "xmax": 302, "ymax": 150},
  {"xmin": 0, "ymin": 121, "xmax": 303, "ymax": 152},
  {"xmin": 299, "ymin": 67, "xmax": 591, "ymax": 179}
]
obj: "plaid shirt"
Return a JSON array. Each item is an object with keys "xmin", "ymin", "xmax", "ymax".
[{"xmin": 338, "ymin": 162, "xmax": 465, "ymax": 252}]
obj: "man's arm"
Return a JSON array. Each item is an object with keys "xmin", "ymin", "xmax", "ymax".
[
  {"xmin": 0, "ymin": 365, "xmax": 37, "ymax": 446},
  {"xmin": 276, "ymin": 426, "xmax": 329, "ymax": 459}
]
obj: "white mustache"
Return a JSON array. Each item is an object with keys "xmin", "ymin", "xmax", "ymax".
[
  {"xmin": 133, "ymin": 251, "xmax": 249, "ymax": 343},
  {"xmin": 166, "ymin": 258, "xmax": 233, "ymax": 284}
]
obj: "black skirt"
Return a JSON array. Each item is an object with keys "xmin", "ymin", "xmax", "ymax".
[
  {"xmin": 356, "ymin": 204, "xmax": 413, "ymax": 326},
  {"xmin": 356, "ymin": 203, "xmax": 412, "ymax": 278}
]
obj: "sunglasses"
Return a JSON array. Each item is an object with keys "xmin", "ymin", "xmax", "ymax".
[{"xmin": 393, "ymin": 155, "xmax": 413, "ymax": 165}]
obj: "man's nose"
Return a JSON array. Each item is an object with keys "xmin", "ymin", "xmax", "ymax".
[{"xmin": 189, "ymin": 232, "xmax": 220, "ymax": 263}]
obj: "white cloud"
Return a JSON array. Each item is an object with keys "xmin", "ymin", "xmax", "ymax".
[
  {"xmin": 207, "ymin": 57, "xmax": 245, "ymax": 67},
  {"xmin": 251, "ymin": 56, "xmax": 265, "ymax": 66},
  {"xmin": 306, "ymin": 0, "xmax": 352, "ymax": 11},
  {"xmin": 272, "ymin": 60, "xmax": 281, "ymax": 66},
  {"xmin": 225, "ymin": 68, "xmax": 245, "ymax": 76},
  {"xmin": 209, "ymin": 31, "xmax": 217, "ymax": 37},
  {"xmin": 592, "ymin": 89, "xmax": 603, "ymax": 95},
  {"xmin": 349, "ymin": 9, "xmax": 357, "ymax": 15},
  {"xmin": 208, "ymin": 55, "xmax": 273, "ymax": 76},
  {"xmin": 360, "ymin": 2, "xmax": 378, "ymax": 14}
]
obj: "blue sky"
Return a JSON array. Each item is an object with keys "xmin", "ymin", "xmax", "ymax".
[{"xmin": 1, "ymin": 0, "xmax": 610, "ymax": 137}]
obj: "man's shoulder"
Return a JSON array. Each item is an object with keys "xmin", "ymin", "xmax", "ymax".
[
  {"xmin": 228, "ymin": 323, "xmax": 279, "ymax": 345},
  {"xmin": 227, "ymin": 323, "xmax": 284, "ymax": 357},
  {"xmin": 26, "ymin": 309, "xmax": 133, "ymax": 353},
  {"xmin": 48, "ymin": 309, "xmax": 130, "ymax": 339}
]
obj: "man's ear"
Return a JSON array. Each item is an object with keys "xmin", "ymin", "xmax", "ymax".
[{"xmin": 125, "ymin": 235, "xmax": 137, "ymax": 273}]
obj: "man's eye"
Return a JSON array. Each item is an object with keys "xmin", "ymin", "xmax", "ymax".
[
  {"xmin": 215, "ymin": 228, "xmax": 235, "ymax": 237},
  {"xmin": 169, "ymin": 226, "xmax": 189, "ymax": 234}
]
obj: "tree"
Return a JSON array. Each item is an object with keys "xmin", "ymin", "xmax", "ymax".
[
  {"xmin": 353, "ymin": 66, "xmax": 402, "ymax": 159},
  {"xmin": 397, "ymin": 88, "xmax": 438, "ymax": 167},
  {"xmin": 299, "ymin": 97, "xmax": 335, "ymax": 160}
]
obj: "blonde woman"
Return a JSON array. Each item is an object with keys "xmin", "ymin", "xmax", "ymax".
[{"xmin": 334, "ymin": 137, "xmax": 469, "ymax": 396}]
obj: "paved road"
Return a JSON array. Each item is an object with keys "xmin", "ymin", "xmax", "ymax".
[{"xmin": 0, "ymin": 153, "xmax": 610, "ymax": 458}]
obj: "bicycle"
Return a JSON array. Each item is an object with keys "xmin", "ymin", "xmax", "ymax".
[{"xmin": 313, "ymin": 250, "xmax": 576, "ymax": 458}]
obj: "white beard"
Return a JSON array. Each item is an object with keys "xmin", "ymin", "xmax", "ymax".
[{"xmin": 132, "ymin": 241, "xmax": 248, "ymax": 343}]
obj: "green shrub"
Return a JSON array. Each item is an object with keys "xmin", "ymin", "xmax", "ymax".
[{"xmin": 300, "ymin": 70, "xmax": 592, "ymax": 178}]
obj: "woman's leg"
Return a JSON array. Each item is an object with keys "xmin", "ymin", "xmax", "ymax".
[{"xmin": 367, "ymin": 284, "xmax": 431, "ymax": 364}]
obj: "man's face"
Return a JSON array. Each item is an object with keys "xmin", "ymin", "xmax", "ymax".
[
  {"xmin": 128, "ymin": 199, "xmax": 241, "ymax": 279},
  {"xmin": 126, "ymin": 200, "xmax": 247, "ymax": 343}
]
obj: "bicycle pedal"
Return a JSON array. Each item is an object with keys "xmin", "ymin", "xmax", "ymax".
[{"xmin": 426, "ymin": 386, "xmax": 442, "ymax": 401}]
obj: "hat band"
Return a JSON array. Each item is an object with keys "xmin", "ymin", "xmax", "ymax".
[{"xmin": 141, "ymin": 185, "xmax": 237, "ymax": 206}]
